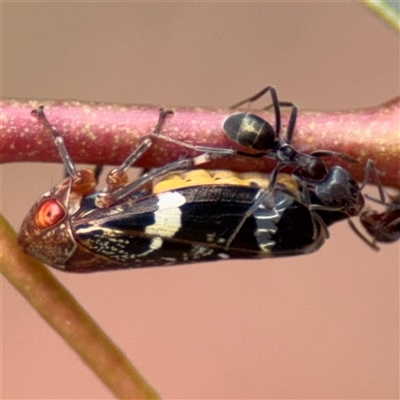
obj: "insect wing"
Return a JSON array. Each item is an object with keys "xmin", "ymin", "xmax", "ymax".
[{"xmin": 69, "ymin": 185, "xmax": 325, "ymax": 271}]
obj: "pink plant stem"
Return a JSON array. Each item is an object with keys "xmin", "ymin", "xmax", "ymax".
[{"xmin": 1, "ymin": 97, "xmax": 399, "ymax": 188}]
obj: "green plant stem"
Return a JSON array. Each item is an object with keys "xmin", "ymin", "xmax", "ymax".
[
  {"xmin": 0, "ymin": 214, "xmax": 160, "ymax": 400},
  {"xmin": 361, "ymin": 0, "xmax": 400, "ymax": 32}
]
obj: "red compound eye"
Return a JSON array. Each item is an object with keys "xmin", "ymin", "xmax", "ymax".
[{"xmin": 35, "ymin": 199, "xmax": 66, "ymax": 229}]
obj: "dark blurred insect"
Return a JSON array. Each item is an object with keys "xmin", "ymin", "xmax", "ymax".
[
  {"xmin": 348, "ymin": 163, "xmax": 400, "ymax": 250},
  {"xmin": 18, "ymin": 106, "xmax": 366, "ymax": 272},
  {"xmin": 361, "ymin": 195, "xmax": 400, "ymax": 243}
]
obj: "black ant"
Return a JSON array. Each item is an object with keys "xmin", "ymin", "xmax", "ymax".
[
  {"xmin": 361, "ymin": 195, "xmax": 400, "ymax": 244},
  {"xmin": 348, "ymin": 164, "xmax": 400, "ymax": 250},
  {"xmin": 148, "ymin": 86, "xmax": 357, "ymax": 198},
  {"xmin": 223, "ymin": 86, "xmax": 356, "ymax": 190}
]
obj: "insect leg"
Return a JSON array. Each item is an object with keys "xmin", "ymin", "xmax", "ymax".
[
  {"xmin": 223, "ymin": 188, "xmax": 275, "ymax": 251},
  {"xmin": 32, "ymin": 106, "xmax": 100, "ymax": 196},
  {"xmin": 32, "ymin": 106, "xmax": 77, "ymax": 178},
  {"xmin": 359, "ymin": 159, "xmax": 384, "ymax": 199},
  {"xmin": 348, "ymin": 219, "xmax": 380, "ymax": 251},
  {"xmin": 105, "ymin": 109, "xmax": 174, "ymax": 191},
  {"xmin": 280, "ymin": 101, "xmax": 298, "ymax": 144},
  {"xmin": 229, "ymin": 86, "xmax": 281, "ymax": 136},
  {"xmin": 224, "ymin": 165, "xmax": 336, "ymax": 250},
  {"xmin": 223, "ymin": 170, "xmax": 284, "ymax": 251},
  {"xmin": 223, "ymin": 158, "xmax": 294, "ymax": 250},
  {"xmin": 148, "ymin": 130, "xmax": 237, "ymax": 157},
  {"xmin": 299, "ymin": 178, "xmax": 330, "ymax": 240},
  {"xmin": 95, "ymin": 152, "xmax": 216, "ymax": 208},
  {"xmin": 310, "ymin": 150, "xmax": 358, "ymax": 164},
  {"xmin": 345, "ymin": 159, "xmax": 382, "ymax": 250}
]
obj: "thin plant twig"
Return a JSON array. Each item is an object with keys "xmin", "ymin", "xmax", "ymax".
[{"xmin": 0, "ymin": 214, "xmax": 160, "ymax": 400}]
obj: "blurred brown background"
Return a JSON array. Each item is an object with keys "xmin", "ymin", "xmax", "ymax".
[{"xmin": 2, "ymin": 2, "xmax": 399, "ymax": 399}]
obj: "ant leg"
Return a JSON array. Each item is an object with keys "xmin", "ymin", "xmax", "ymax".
[
  {"xmin": 149, "ymin": 130, "xmax": 236, "ymax": 157},
  {"xmin": 145, "ymin": 108, "xmax": 238, "ymax": 158},
  {"xmin": 359, "ymin": 159, "xmax": 385, "ymax": 201},
  {"xmin": 299, "ymin": 178, "xmax": 330, "ymax": 240},
  {"xmin": 348, "ymin": 219, "xmax": 380, "ymax": 251},
  {"xmin": 266, "ymin": 163, "xmax": 281, "ymax": 192},
  {"xmin": 346, "ymin": 160, "xmax": 386, "ymax": 251},
  {"xmin": 310, "ymin": 150, "xmax": 357, "ymax": 164},
  {"xmin": 230, "ymin": 86, "xmax": 282, "ymax": 136},
  {"xmin": 280, "ymin": 101, "xmax": 298, "ymax": 144},
  {"xmin": 359, "ymin": 160, "xmax": 398, "ymax": 208},
  {"xmin": 223, "ymin": 187, "xmax": 277, "ymax": 251},
  {"xmin": 364, "ymin": 193, "xmax": 400, "ymax": 208},
  {"xmin": 263, "ymin": 100, "xmax": 298, "ymax": 144},
  {"xmin": 223, "ymin": 163, "xmax": 285, "ymax": 250},
  {"xmin": 223, "ymin": 167, "xmax": 331, "ymax": 251}
]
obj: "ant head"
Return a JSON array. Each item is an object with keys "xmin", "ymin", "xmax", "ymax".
[
  {"xmin": 315, "ymin": 166, "xmax": 364, "ymax": 216},
  {"xmin": 223, "ymin": 112, "xmax": 276, "ymax": 151},
  {"xmin": 360, "ymin": 207, "xmax": 400, "ymax": 243}
]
